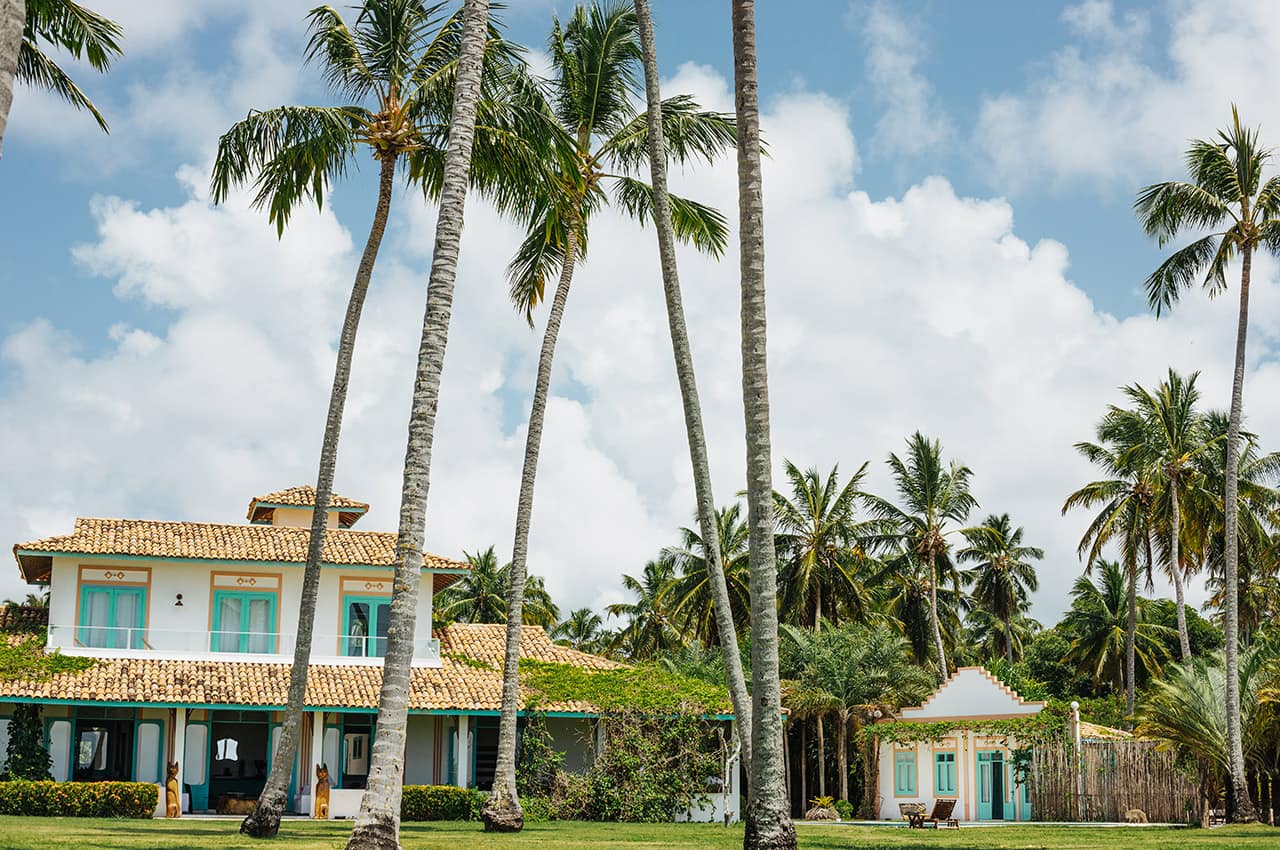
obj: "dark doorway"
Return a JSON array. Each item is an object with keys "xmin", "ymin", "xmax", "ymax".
[
  {"xmin": 473, "ymin": 717, "xmax": 499, "ymax": 791},
  {"xmin": 73, "ymin": 710, "xmax": 134, "ymax": 782},
  {"xmin": 210, "ymin": 711, "xmax": 269, "ymax": 804},
  {"xmin": 991, "ymin": 751, "xmax": 1005, "ymax": 820}
]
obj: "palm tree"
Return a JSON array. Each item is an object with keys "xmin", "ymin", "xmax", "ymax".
[
  {"xmin": 732, "ymin": 0, "xmax": 794, "ymax": 845},
  {"xmin": 958, "ymin": 514, "xmax": 1042, "ymax": 664},
  {"xmin": 866, "ymin": 432, "xmax": 978, "ymax": 679},
  {"xmin": 661, "ymin": 504, "xmax": 751, "ymax": 646},
  {"xmin": 876, "ymin": 553, "xmax": 967, "ymax": 668},
  {"xmin": 604, "ymin": 559, "xmax": 681, "ymax": 659},
  {"xmin": 960, "ymin": 605, "xmax": 1040, "ymax": 665},
  {"xmin": 784, "ymin": 624, "xmax": 933, "ymax": 810},
  {"xmin": 631, "ymin": 0, "xmax": 753, "ymax": 772},
  {"xmin": 1064, "ymin": 402, "xmax": 1155, "ymax": 717},
  {"xmin": 485, "ymin": 2, "xmax": 735, "ymax": 832},
  {"xmin": 1124, "ymin": 370, "xmax": 1216, "ymax": 661},
  {"xmin": 345, "ymin": 2, "xmax": 491, "ymax": 847},
  {"xmin": 1135, "ymin": 106, "xmax": 1280, "ymax": 822},
  {"xmin": 1060, "ymin": 561, "xmax": 1172, "ymax": 695},
  {"xmin": 552, "ymin": 607, "xmax": 602, "ymax": 651},
  {"xmin": 435, "ymin": 547, "xmax": 559, "ymax": 627},
  {"xmin": 0, "ymin": 0, "xmax": 122, "ymax": 153},
  {"xmin": 772, "ymin": 461, "xmax": 875, "ymax": 629},
  {"xmin": 215, "ymin": 3, "xmax": 525, "ymax": 837}
]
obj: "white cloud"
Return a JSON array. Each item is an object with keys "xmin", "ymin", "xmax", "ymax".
[
  {"xmin": 975, "ymin": 0, "xmax": 1280, "ymax": 191},
  {"xmin": 4, "ymin": 66, "xmax": 1280, "ymax": 632},
  {"xmin": 853, "ymin": 1, "xmax": 952, "ymax": 158}
]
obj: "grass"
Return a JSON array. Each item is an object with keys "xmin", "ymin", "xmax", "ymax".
[{"xmin": 1, "ymin": 817, "xmax": 1280, "ymax": 850}]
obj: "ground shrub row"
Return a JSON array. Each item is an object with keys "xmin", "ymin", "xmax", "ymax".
[
  {"xmin": 401, "ymin": 784, "xmax": 486, "ymax": 821},
  {"xmin": 0, "ymin": 780, "xmax": 157, "ymax": 818}
]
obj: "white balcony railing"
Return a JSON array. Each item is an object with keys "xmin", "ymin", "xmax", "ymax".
[{"xmin": 45, "ymin": 623, "xmax": 441, "ymax": 667}]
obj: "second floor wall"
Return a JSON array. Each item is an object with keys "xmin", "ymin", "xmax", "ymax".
[{"xmin": 45, "ymin": 555, "xmax": 439, "ymax": 666}]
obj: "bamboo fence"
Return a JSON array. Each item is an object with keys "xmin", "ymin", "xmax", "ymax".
[{"xmin": 1030, "ymin": 739, "xmax": 1200, "ymax": 823}]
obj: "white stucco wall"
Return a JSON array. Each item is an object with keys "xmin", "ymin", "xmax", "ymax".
[
  {"xmin": 546, "ymin": 717, "xmax": 596, "ymax": 774},
  {"xmin": 46, "ymin": 555, "xmax": 435, "ymax": 659},
  {"xmin": 404, "ymin": 715, "xmax": 439, "ymax": 785},
  {"xmin": 269, "ymin": 507, "xmax": 339, "ymax": 530},
  {"xmin": 897, "ymin": 668, "xmax": 1041, "ymax": 719}
]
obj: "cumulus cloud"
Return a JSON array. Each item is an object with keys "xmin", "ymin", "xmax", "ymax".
[
  {"xmin": 852, "ymin": 2, "xmax": 952, "ymax": 159},
  {"xmin": 4, "ymin": 64, "xmax": 1280, "ymax": 629},
  {"xmin": 975, "ymin": 0, "xmax": 1280, "ymax": 191}
]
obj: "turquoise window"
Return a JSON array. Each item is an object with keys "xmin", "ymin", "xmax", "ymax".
[
  {"xmin": 77, "ymin": 585, "xmax": 146, "ymax": 649},
  {"xmin": 342, "ymin": 595, "xmax": 391, "ymax": 657},
  {"xmin": 211, "ymin": 590, "xmax": 277, "ymax": 653},
  {"xmin": 934, "ymin": 751, "xmax": 957, "ymax": 795},
  {"xmin": 894, "ymin": 751, "xmax": 917, "ymax": 795}
]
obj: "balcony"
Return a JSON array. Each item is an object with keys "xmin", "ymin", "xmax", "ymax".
[{"xmin": 45, "ymin": 624, "xmax": 441, "ymax": 667}]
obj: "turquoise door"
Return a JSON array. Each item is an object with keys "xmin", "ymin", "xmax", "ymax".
[
  {"xmin": 211, "ymin": 590, "xmax": 277, "ymax": 653},
  {"xmin": 975, "ymin": 751, "xmax": 1009, "ymax": 820},
  {"xmin": 78, "ymin": 585, "xmax": 146, "ymax": 648},
  {"xmin": 342, "ymin": 596, "xmax": 391, "ymax": 657},
  {"xmin": 184, "ymin": 721, "xmax": 210, "ymax": 812}
]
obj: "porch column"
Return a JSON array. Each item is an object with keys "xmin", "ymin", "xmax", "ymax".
[
  {"xmin": 455, "ymin": 715, "xmax": 471, "ymax": 789},
  {"xmin": 172, "ymin": 708, "xmax": 187, "ymax": 814},
  {"xmin": 310, "ymin": 712, "xmax": 326, "ymax": 817}
]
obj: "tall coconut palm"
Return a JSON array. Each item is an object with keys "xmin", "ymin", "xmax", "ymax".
[
  {"xmin": 435, "ymin": 546, "xmax": 560, "ymax": 626},
  {"xmin": 961, "ymin": 604, "xmax": 1040, "ymax": 665},
  {"xmin": 214, "ymin": 2, "xmax": 526, "ymax": 837},
  {"xmin": 1123, "ymin": 370, "xmax": 1216, "ymax": 661},
  {"xmin": 0, "ymin": 0, "xmax": 121, "ymax": 153},
  {"xmin": 1135, "ymin": 106, "xmax": 1280, "ymax": 822},
  {"xmin": 772, "ymin": 461, "xmax": 876, "ymax": 630},
  {"xmin": 344, "ymin": 2, "xmax": 491, "ymax": 847},
  {"xmin": 732, "ymin": 0, "xmax": 794, "ymax": 846},
  {"xmin": 604, "ymin": 559, "xmax": 681, "ymax": 659},
  {"xmin": 484, "ymin": 1, "xmax": 735, "ymax": 832},
  {"xmin": 632, "ymin": 0, "xmax": 754, "ymax": 772},
  {"xmin": 1061, "ymin": 560, "xmax": 1172, "ymax": 694},
  {"xmin": 552, "ymin": 607, "xmax": 603, "ymax": 650},
  {"xmin": 866, "ymin": 432, "xmax": 978, "ymax": 679},
  {"xmin": 1064, "ymin": 403, "xmax": 1156, "ymax": 717},
  {"xmin": 661, "ymin": 504, "xmax": 752, "ymax": 647},
  {"xmin": 959, "ymin": 513, "xmax": 1042, "ymax": 664},
  {"xmin": 875, "ymin": 552, "xmax": 967, "ymax": 668}
]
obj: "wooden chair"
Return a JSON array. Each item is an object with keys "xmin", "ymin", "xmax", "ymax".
[
  {"xmin": 899, "ymin": 801, "xmax": 926, "ymax": 827},
  {"xmin": 920, "ymin": 798, "xmax": 959, "ymax": 829}
]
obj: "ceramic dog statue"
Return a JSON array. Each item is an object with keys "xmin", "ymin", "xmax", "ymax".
[
  {"xmin": 165, "ymin": 762, "xmax": 180, "ymax": 818},
  {"xmin": 315, "ymin": 764, "xmax": 331, "ymax": 819}
]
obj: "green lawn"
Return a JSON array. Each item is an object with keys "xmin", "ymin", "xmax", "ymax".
[{"xmin": 1, "ymin": 818, "xmax": 1280, "ymax": 850}]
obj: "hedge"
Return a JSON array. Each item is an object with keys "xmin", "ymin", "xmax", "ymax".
[
  {"xmin": 400, "ymin": 785, "xmax": 486, "ymax": 821},
  {"xmin": 0, "ymin": 781, "xmax": 157, "ymax": 818}
]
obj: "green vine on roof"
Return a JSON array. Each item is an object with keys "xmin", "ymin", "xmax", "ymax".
[
  {"xmin": 519, "ymin": 660, "xmax": 731, "ymax": 715},
  {"xmin": 0, "ymin": 631, "xmax": 95, "ymax": 682},
  {"xmin": 444, "ymin": 651, "xmax": 492, "ymax": 670}
]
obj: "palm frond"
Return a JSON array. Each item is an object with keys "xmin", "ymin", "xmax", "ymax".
[
  {"xmin": 602, "ymin": 95, "xmax": 737, "ymax": 172},
  {"xmin": 15, "ymin": 38, "xmax": 109, "ymax": 131},
  {"xmin": 611, "ymin": 176, "xmax": 729, "ymax": 257},
  {"xmin": 1142, "ymin": 233, "xmax": 1226, "ymax": 316}
]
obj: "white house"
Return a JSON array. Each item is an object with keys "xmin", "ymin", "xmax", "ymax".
[
  {"xmin": 0, "ymin": 486, "xmax": 738, "ymax": 821},
  {"xmin": 874, "ymin": 666, "xmax": 1043, "ymax": 822}
]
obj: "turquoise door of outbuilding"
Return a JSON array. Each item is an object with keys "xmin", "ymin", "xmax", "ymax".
[{"xmin": 975, "ymin": 750, "xmax": 1012, "ymax": 820}]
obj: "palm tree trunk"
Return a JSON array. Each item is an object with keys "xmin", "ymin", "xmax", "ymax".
[
  {"xmin": 1225, "ymin": 243, "xmax": 1258, "ymax": 822},
  {"xmin": 481, "ymin": 224, "xmax": 579, "ymax": 835},
  {"xmin": 1125, "ymin": 561, "xmax": 1136, "ymax": 720},
  {"xmin": 928, "ymin": 556, "xmax": 947, "ymax": 679},
  {"xmin": 1170, "ymin": 477, "xmax": 1191, "ymax": 661},
  {"xmin": 0, "ymin": 0, "xmax": 21, "ymax": 155},
  {"xmin": 632, "ymin": 0, "xmax": 752, "ymax": 771},
  {"xmin": 733, "ymin": 2, "xmax": 796, "ymax": 847},
  {"xmin": 345, "ymin": 3, "xmax": 490, "ymax": 847},
  {"xmin": 798, "ymin": 721, "xmax": 807, "ymax": 811},
  {"xmin": 1005, "ymin": 612, "xmax": 1014, "ymax": 665},
  {"xmin": 815, "ymin": 715, "xmax": 826, "ymax": 798},
  {"xmin": 814, "ymin": 582, "xmax": 822, "ymax": 630},
  {"xmin": 242, "ymin": 152, "xmax": 399, "ymax": 839},
  {"xmin": 836, "ymin": 711, "xmax": 849, "ymax": 805}
]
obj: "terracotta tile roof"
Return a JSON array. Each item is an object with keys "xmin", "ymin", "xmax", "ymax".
[
  {"xmin": 0, "ymin": 624, "xmax": 624, "ymax": 714},
  {"xmin": 13, "ymin": 518, "xmax": 469, "ymax": 588},
  {"xmin": 246, "ymin": 486, "xmax": 369, "ymax": 527}
]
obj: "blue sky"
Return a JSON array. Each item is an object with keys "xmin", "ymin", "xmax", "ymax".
[{"xmin": 3, "ymin": 0, "xmax": 1280, "ymax": 618}]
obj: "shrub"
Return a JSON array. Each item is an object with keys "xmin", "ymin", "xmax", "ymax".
[
  {"xmin": 834, "ymin": 798, "xmax": 854, "ymax": 820},
  {"xmin": 2, "ymin": 704, "xmax": 51, "ymax": 781},
  {"xmin": 400, "ymin": 785, "xmax": 486, "ymax": 821},
  {"xmin": 0, "ymin": 780, "xmax": 157, "ymax": 817}
]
